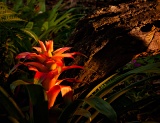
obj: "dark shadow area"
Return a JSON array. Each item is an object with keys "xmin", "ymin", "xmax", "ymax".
[
  {"xmin": 74, "ymin": 26, "xmax": 147, "ymax": 99},
  {"xmin": 65, "ymin": 24, "xmax": 148, "ymax": 100}
]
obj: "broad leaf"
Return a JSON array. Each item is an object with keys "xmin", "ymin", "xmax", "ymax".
[
  {"xmin": 0, "ymin": 86, "xmax": 25, "ymax": 122},
  {"xmin": 58, "ymin": 99, "xmax": 83, "ymax": 123},
  {"xmin": 74, "ymin": 108, "xmax": 91, "ymax": 118},
  {"xmin": 23, "ymin": 84, "xmax": 48, "ymax": 123},
  {"xmin": 85, "ymin": 96, "xmax": 117, "ymax": 123}
]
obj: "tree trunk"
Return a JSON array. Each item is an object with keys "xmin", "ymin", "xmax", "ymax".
[{"xmin": 65, "ymin": 0, "xmax": 160, "ymax": 98}]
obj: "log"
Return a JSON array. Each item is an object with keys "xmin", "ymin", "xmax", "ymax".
[{"xmin": 64, "ymin": 0, "xmax": 160, "ymax": 98}]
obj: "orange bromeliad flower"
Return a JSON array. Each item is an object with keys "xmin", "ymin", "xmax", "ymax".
[{"xmin": 15, "ymin": 40, "xmax": 83, "ymax": 109}]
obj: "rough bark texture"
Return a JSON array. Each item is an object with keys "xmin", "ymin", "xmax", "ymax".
[{"xmin": 64, "ymin": 0, "xmax": 160, "ymax": 98}]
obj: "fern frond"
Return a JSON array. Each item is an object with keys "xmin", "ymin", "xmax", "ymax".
[{"xmin": 0, "ymin": 2, "xmax": 23, "ymax": 22}]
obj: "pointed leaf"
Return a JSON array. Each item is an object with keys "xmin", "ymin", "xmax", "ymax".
[
  {"xmin": 85, "ymin": 96, "xmax": 117, "ymax": 123},
  {"xmin": 41, "ymin": 21, "xmax": 48, "ymax": 31},
  {"xmin": 8, "ymin": 63, "xmax": 22, "ymax": 75},
  {"xmin": 48, "ymin": 0, "xmax": 63, "ymax": 21},
  {"xmin": 39, "ymin": 40, "xmax": 47, "ymax": 53},
  {"xmin": 21, "ymin": 28, "xmax": 39, "ymax": 43},
  {"xmin": 53, "ymin": 47, "xmax": 72, "ymax": 55},
  {"xmin": 10, "ymin": 80, "xmax": 29, "ymax": 94},
  {"xmin": 58, "ymin": 99, "xmax": 84, "ymax": 123},
  {"xmin": 24, "ymin": 84, "xmax": 48, "ymax": 123},
  {"xmin": 107, "ymin": 75, "xmax": 159, "ymax": 103},
  {"xmin": 0, "ymin": 86, "xmax": 25, "ymax": 122},
  {"xmin": 24, "ymin": 62, "xmax": 48, "ymax": 72},
  {"xmin": 96, "ymin": 62, "xmax": 160, "ymax": 98},
  {"xmin": 47, "ymin": 85, "xmax": 61, "ymax": 109},
  {"xmin": 74, "ymin": 108, "xmax": 91, "ymax": 118},
  {"xmin": 25, "ymin": 22, "xmax": 33, "ymax": 30},
  {"xmin": 86, "ymin": 74, "xmax": 117, "ymax": 98},
  {"xmin": 60, "ymin": 85, "xmax": 73, "ymax": 104}
]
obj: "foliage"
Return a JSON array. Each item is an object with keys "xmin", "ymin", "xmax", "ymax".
[
  {"xmin": 0, "ymin": 2, "xmax": 36, "ymax": 84},
  {"xmin": 4, "ymin": 0, "xmax": 84, "ymax": 46},
  {"xmin": 10, "ymin": 40, "xmax": 84, "ymax": 109},
  {"xmin": 0, "ymin": 0, "xmax": 84, "ymax": 83},
  {"xmin": 0, "ymin": 84, "xmax": 48, "ymax": 123},
  {"xmin": 2, "ymin": 38, "xmax": 160, "ymax": 122},
  {"xmin": 76, "ymin": 54, "xmax": 160, "ymax": 123},
  {"xmin": 41, "ymin": 55, "xmax": 160, "ymax": 123},
  {"xmin": 1, "ymin": 1, "xmax": 160, "ymax": 122}
]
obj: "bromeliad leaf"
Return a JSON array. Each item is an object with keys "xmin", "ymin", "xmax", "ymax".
[
  {"xmin": 85, "ymin": 96, "xmax": 117, "ymax": 123},
  {"xmin": 0, "ymin": 86, "xmax": 25, "ymax": 122},
  {"xmin": 12, "ymin": 40, "xmax": 84, "ymax": 109},
  {"xmin": 10, "ymin": 80, "xmax": 29, "ymax": 94}
]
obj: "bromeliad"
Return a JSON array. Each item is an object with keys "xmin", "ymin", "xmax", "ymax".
[{"xmin": 12, "ymin": 40, "xmax": 84, "ymax": 109}]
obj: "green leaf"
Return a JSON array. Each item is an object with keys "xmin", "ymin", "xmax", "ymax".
[
  {"xmin": 74, "ymin": 108, "xmax": 91, "ymax": 118},
  {"xmin": 0, "ymin": 86, "xmax": 25, "ymax": 122},
  {"xmin": 49, "ymin": 8, "xmax": 75, "ymax": 27},
  {"xmin": 10, "ymin": 80, "xmax": 29, "ymax": 94},
  {"xmin": 21, "ymin": 28, "xmax": 39, "ymax": 46},
  {"xmin": 0, "ymin": 2, "xmax": 24, "ymax": 22},
  {"xmin": 96, "ymin": 62, "xmax": 160, "ymax": 98},
  {"xmin": 22, "ymin": 84, "xmax": 48, "ymax": 123},
  {"xmin": 106, "ymin": 75, "xmax": 159, "ymax": 103},
  {"xmin": 86, "ymin": 74, "xmax": 117, "ymax": 98},
  {"xmin": 38, "ymin": 0, "xmax": 46, "ymax": 13},
  {"xmin": 58, "ymin": 99, "xmax": 83, "ymax": 123},
  {"xmin": 48, "ymin": 0, "xmax": 63, "ymax": 21},
  {"xmin": 12, "ymin": 0, "xmax": 23, "ymax": 12},
  {"xmin": 85, "ymin": 96, "xmax": 117, "ymax": 123},
  {"xmin": 41, "ymin": 21, "xmax": 48, "ymax": 31},
  {"xmin": 25, "ymin": 22, "xmax": 34, "ymax": 30}
]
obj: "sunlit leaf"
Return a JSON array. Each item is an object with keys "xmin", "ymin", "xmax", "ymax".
[
  {"xmin": 74, "ymin": 108, "xmax": 91, "ymax": 118},
  {"xmin": 60, "ymin": 85, "xmax": 73, "ymax": 104},
  {"xmin": 25, "ymin": 22, "xmax": 34, "ymax": 30},
  {"xmin": 41, "ymin": 21, "xmax": 48, "ymax": 31},
  {"xmin": 21, "ymin": 28, "xmax": 39, "ymax": 44},
  {"xmin": 47, "ymin": 85, "xmax": 61, "ymax": 109}
]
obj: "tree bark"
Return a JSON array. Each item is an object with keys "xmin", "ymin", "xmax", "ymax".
[{"xmin": 65, "ymin": 0, "xmax": 160, "ymax": 98}]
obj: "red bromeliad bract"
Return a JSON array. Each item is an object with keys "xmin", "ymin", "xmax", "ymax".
[{"xmin": 15, "ymin": 40, "xmax": 83, "ymax": 109}]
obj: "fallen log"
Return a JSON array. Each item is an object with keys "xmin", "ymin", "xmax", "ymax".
[{"xmin": 64, "ymin": 0, "xmax": 160, "ymax": 98}]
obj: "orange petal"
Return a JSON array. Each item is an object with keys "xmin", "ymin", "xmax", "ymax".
[
  {"xmin": 47, "ymin": 85, "xmax": 61, "ymax": 109},
  {"xmin": 32, "ymin": 54, "xmax": 47, "ymax": 62},
  {"xmin": 62, "ymin": 65, "xmax": 84, "ymax": 72},
  {"xmin": 45, "ymin": 40, "xmax": 53, "ymax": 57},
  {"xmin": 41, "ymin": 70, "xmax": 59, "ymax": 91},
  {"xmin": 24, "ymin": 62, "xmax": 49, "ymax": 72},
  {"xmin": 55, "ymin": 78, "xmax": 82, "ymax": 85},
  {"xmin": 60, "ymin": 85, "xmax": 73, "ymax": 104},
  {"xmin": 16, "ymin": 52, "xmax": 48, "ymax": 63},
  {"xmin": 16, "ymin": 52, "xmax": 37, "ymax": 59},
  {"xmin": 53, "ymin": 47, "xmax": 72, "ymax": 55},
  {"xmin": 45, "ymin": 60, "xmax": 57, "ymax": 70},
  {"xmin": 33, "ymin": 47, "xmax": 42, "ymax": 53},
  {"xmin": 34, "ymin": 71, "xmax": 47, "ymax": 84},
  {"xmin": 39, "ymin": 40, "xmax": 47, "ymax": 53}
]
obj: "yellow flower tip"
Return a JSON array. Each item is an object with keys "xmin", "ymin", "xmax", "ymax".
[
  {"xmin": 39, "ymin": 40, "xmax": 47, "ymax": 53},
  {"xmin": 45, "ymin": 40, "xmax": 54, "ymax": 57}
]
